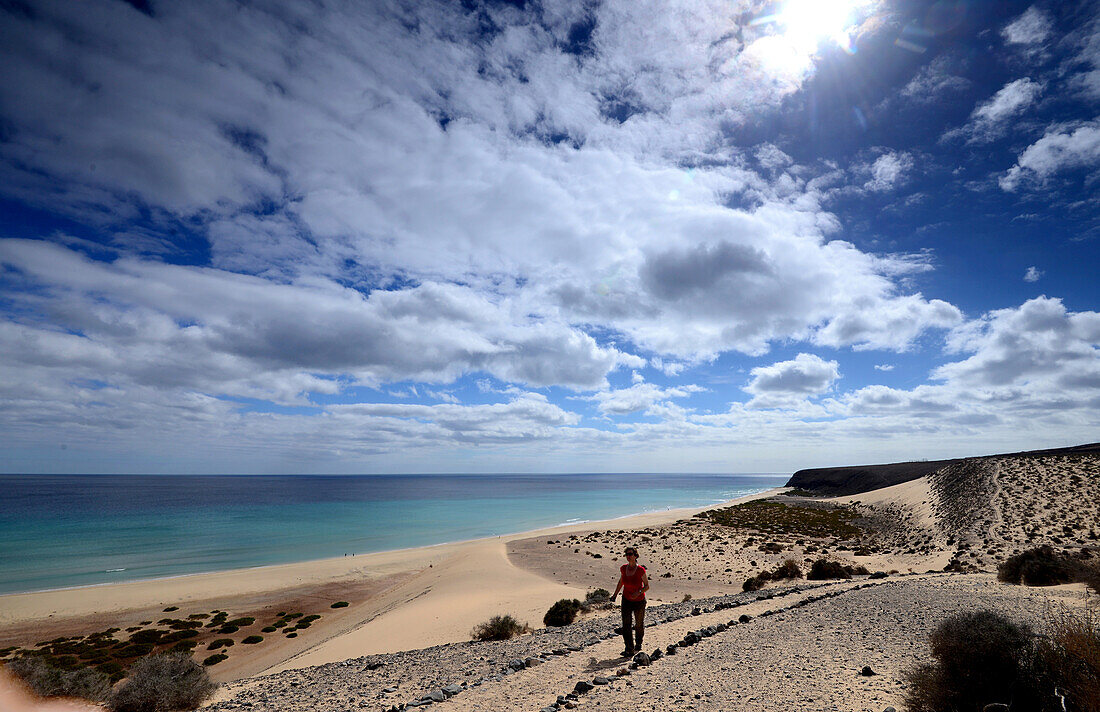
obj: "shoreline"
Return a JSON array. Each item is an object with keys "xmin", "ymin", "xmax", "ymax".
[
  {"xmin": 0, "ymin": 489, "xmax": 777, "ymax": 603},
  {"xmin": 0, "ymin": 479, "xmax": 783, "ymax": 603},
  {"xmin": 0, "ymin": 487, "xmax": 786, "ymax": 681}
]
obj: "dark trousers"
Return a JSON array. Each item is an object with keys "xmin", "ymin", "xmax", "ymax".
[{"xmin": 621, "ymin": 598, "xmax": 645, "ymax": 650}]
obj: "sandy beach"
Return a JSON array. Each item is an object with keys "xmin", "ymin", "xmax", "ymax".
[
  {"xmin": 0, "ymin": 488, "xmax": 783, "ymax": 682},
  {"xmin": 3, "ymin": 448, "xmax": 1098, "ymax": 712}
]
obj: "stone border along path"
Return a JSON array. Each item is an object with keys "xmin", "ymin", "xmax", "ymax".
[
  {"xmin": 203, "ymin": 572, "xmax": 955, "ymax": 712},
  {"xmin": 388, "ymin": 573, "xmax": 946, "ymax": 712}
]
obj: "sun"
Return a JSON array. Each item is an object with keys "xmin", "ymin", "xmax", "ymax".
[
  {"xmin": 778, "ymin": 0, "xmax": 869, "ymax": 53},
  {"xmin": 746, "ymin": 0, "xmax": 871, "ymax": 80}
]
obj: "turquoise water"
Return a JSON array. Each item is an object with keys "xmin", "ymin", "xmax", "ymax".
[{"xmin": 0, "ymin": 473, "xmax": 786, "ymax": 595}]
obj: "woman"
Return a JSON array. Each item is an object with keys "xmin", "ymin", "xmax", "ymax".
[{"xmin": 611, "ymin": 546, "xmax": 649, "ymax": 656}]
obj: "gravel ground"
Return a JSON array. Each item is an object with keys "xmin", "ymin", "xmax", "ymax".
[{"xmin": 202, "ymin": 573, "xmax": 1089, "ymax": 712}]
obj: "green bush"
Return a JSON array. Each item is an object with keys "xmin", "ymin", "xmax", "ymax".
[
  {"xmin": 585, "ymin": 589, "xmax": 611, "ymax": 603},
  {"xmin": 772, "ymin": 558, "xmax": 803, "ymax": 579},
  {"xmin": 241, "ymin": 636, "xmax": 263, "ymax": 644},
  {"xmin": 224, "ymin": 617, "xmax": 254, "ymax": 628},
  {"xmin": 202, "ymin": 654, "xmax": 227, "ymax": 666},
  {"xmin": 6, "ymin": 656, "xmax": 112, "ymax": 703},
  {"xmin": 543, "ymin": 599, "xmax": 584, "ymax": 627},
  {"xmin": 206, "ymin": 639, "xmax": 234, "ymax": 650},
  {"xmin": 470, "ymin": 615, "xmax": 531, "ymax": 641},
  {"xmin": 330, "ymin": 601, "xmax": 349, "ymax": 608},
  {"xmin": 217, "ymin": 625, "xmax": 239, "ymax": 634},
  {"xmin": 261, "ymin": 626, "xmax": 277, "ymax": 633},
  {"xmin": 742, "ymin": 576, "xmax": 764, "ymax": 592},
  {"xmin": 111, "ymin": 652, "xmax": 217, "ymax": 712}
]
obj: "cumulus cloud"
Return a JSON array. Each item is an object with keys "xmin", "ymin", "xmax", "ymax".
[
  {"xmin": 1000, "ymin": 122, "xmax": 1100, "ymax": 190},
  {"xmin": 864, "ymin": 152, "xmax": 914, "ymax": 192},
  {"xmin": 588, "ymin": 383, "xmax": 706, "ymax": 416},
  {"xmin": 874, "ymin": 364, "xmax": 895, "ymax": 371},
  {"xmin": 1024, "ymin": 266, "xmax": 1044, "ymax": 282},
  {"xmin": 937, "ymin": 296, "xmax": 1100, "ymax": 390},
  {"xmin": 744, "ymin": 353, "xmax": 840, "ymax": 396},
  {"xmin": 0, "ymin": 240, "xmax": 633, "ymax": 392}
]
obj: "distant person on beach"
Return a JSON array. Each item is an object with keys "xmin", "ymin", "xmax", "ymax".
[{"xmin": 611, "ymin": 546, "xmax": 649, "ymax": 656}]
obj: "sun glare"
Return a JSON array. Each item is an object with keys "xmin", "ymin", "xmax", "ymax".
[
  {"xmin": 747, "ymin": 0, "xmax": 870, "ymax": 80},
  {"xmin": 780, "ymin": 0, "xmax": 866, "ymax": 51}
]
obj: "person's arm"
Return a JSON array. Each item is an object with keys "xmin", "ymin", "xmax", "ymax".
[
  {"xmin": 639, "ymin": 569, "xmax": 649, "ymax": 595},
  {"xmin": 611, "ymin": 570, "xmax": 624, "ymax": 600}
]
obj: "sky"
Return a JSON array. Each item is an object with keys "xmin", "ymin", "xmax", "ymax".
[{"xmin": 0, "ymin": 0, "xmax": 1098, "ymax": 475}]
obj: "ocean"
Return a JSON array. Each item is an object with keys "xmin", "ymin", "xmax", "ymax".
[{"xmin": 0, "ymin": 473, "xmax": 787, "ymax": 595}]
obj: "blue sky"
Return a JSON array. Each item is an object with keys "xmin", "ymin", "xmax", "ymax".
[{"xmin": 1, "ymin": 0, "xmax": 1098, "ymax": 474}]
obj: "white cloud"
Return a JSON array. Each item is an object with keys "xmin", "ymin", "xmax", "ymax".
[
  {"xmin": 950, "ymin": 78, "xmax": 1044, "ymax": 143},
  {"xmin": 864, "ymin": 152, "xmax": 914, "ymax": 192},
  {"xmin": 744, "ymin": 353, "xmax": 840, "ymax": 397},
  {"xmin": 1024, "ymin": 266, "xmax": 1044, "ymax": 282},
  {"xmin": 588, "ymin": 383, "xmax": 705, "ymax": 415},
  {"xmin": 874, "ymin": 364, "xmax": 895, "ymax": 371},
  {"xmin": 1000, "ymin": 122, "xmax": 1100, "ymax": 190},
  {"xmin": 900, "ymin": 56, "xmax": 970, "ymax": 103},
  {"xmin": 1002, "ymin": 7, "xmax": 1053, "ymax": 46}
]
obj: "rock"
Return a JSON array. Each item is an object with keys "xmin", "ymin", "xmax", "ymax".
[
  {"xmin": 367, "ymin": 662, "xmax": 384, "ymax": 670},
  {"xmin": 716, "ymin": 623, "xmax": 728, "ymax": 632},
  {"xmin": 574, "ymin": 681, "xmax": 594, "ymax": 694},
  {"xmin": 860, "ymin": 666, "xmax": 877, "ymax": 676},
  {"xmin": 383, "ymin": 687, "xmax": 398, "ymax": 694},
  {"xmin": 508, "ymin": 658, "xmax": 525, "ymax": 671},
  {"xmin": 525, "ymin": 656, "xmax": 545, "ymax": 667},
  {"xmin": 632, "ymin": 651, "xmax": 651, "ymax": 666},
  {"xmin": 650, "ymin": 648, "xmax": 662, "ymax": 660},
  {"xmin": 592, "ymin": 676, "xmax": 610, "ymax": 685},
  {"xmin": 739, "ymin": 614, "xmax": 752, "ymax": 623},
  {"xmin": 541, "ymin": 707, "xmax": 557, "ymax": 712},
  {"xmin": 982, "ymin": 705, "xmax": 1009, "ymax": 712},
  {"xmin": 883, "ymin": 708, "xmax": 897, "ymax": 712},
  {"xmin": 552, "ymin": 648, "xmax": 568, "ymax": 656},
  {"xmin": 665, "ymin": 645, "xmax": 678, "ymax": 655},
  {"xmin": 429, "ymin": 689, "xmax": 446, "ymax": 702},
  {"xmin": 870, "ymin": 571, "xmax": 888, "ymax": 579},
  {"xmin": 442, "ymin": 684, "xmax": 462, "ymax": 696}
]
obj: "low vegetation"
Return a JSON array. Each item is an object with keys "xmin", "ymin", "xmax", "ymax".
[
  {"xmin": 470, "ymin": 615, "xmax": 531, "ymax": 641},
  {"xmin": 112, "ymin": 652, "xmax": 217, "ymax": 712},
  {"xmin": 804, "ymin": 558, "xmax": 870, "ymax": 580},
  {"xmin": 998, "ymin": 545, "xmax": 1100, "ymax": 591},
  {"xmin": 696, "ymin": 500, "xmax": 864, "ymax": 539},
  {"xmin": 904, "ymin": 608, "xmax": 1100, "ymax": 712},
  {"xmin": 543, "ymin": 598, "xmax": 586, "ymax": 627},
  {"xmin": 744, "ymin": 558, "xmax": 804, "ymax": 591},
  {"xmin": 4, "ymin": 656, "xmax": 112, "ymax": 703}
]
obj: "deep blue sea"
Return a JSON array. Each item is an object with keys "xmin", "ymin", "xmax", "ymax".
[{"xmin": 0, "ymin": 473, "xmax": 786, "ymax": 595}]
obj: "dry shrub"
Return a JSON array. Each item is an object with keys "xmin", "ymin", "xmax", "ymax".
[
  {"xmin": 470, "ymin": 615, "xmax": 531, "ymax": 641},
  {"xmin": 1036, "ymin": 606, "xmax": 1100, "ymax": 712},
  {"xmin": 5, "ymin": 655, "xmax": 112, "ymax": 703},
  {"xmin": 772, "ymin": 558, "xmax": 803, "ymax": 579},
  {"xmin": 807, "ymin": 559, "xmax": 852, "ymax": 580},
  {"xmin": 110, "ymin": 652, "xmax": 217, "ymax": 712},
  {"xmin": 999, "ymin": 546, "xmax": 1075, "ymax": 586},
  {"xmin": 903, "ymin": 611, "xmax": 1042, "ymax": 712},
  {"xmin": 742, "ymin": 576, "xmax": 764, "ymax": 592}
]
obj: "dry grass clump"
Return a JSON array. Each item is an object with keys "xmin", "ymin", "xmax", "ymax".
[
  {"xmin": 470, "ymin": 615, "xmax": 531, "ymax": 641},
  {"xmin": 4, "ymin": 655, "xmax": 112, "ymax": 703},
  {"xmin": 110, "ymin": 652, "xmax": 217, "ymax": 712},
  {"xmin": 1036, "ymin": 606, "xmax": 1100, "ymax": 712},
  {"xmin": 998, "ymin": 546, "xmax": 1100, "ymax": 592}
]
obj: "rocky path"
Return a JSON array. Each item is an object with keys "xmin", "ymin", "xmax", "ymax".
[{"xmin": 201, "ymin": 572, "xmax": 1086, "ymax": 712}]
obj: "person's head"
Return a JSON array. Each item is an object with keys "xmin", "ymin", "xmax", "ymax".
[{"xmin": 624, "ymin": 547, "xmax": 638, "ymax": 561}]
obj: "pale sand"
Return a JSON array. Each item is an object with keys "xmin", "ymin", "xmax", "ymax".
[{"xmin": 0, "ymin": 487, "xmax": 785, "ymax": 681}]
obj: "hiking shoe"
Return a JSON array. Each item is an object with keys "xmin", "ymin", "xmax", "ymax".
[{"xmin": 620, "ymin": 647, "xmax": 635, "ymax": 657}]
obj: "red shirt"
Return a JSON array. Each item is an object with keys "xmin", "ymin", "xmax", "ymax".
[{"xmin": 620, "ymin": 564, "xmax": 646, "ymax": 601}]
